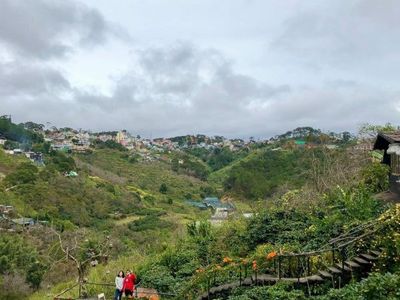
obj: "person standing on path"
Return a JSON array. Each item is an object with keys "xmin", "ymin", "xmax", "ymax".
[
  {"xmin": 114, "ymin": 270, "xmax": 124, "ymax": 300},
  {"xmin": 123, "ymin": 269, "xmax": 136, "ymax": 299}
]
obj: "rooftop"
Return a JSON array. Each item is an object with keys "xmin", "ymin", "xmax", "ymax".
[{"xmin": 373, "ymin": 131, "xmax": 400, "ymax": 150}]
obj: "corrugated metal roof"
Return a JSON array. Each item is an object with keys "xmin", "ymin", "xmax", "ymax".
[
  {"xmin": 378, "ymin": 132, "xmax": 400, "ymax": 143},
  {"xmin": 373, "ymin": 132, "xmax": 400, "ymax": 150}
]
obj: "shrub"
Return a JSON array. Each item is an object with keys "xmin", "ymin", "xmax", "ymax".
[
  {"xmin": 313, "ymin": 273, "xmax": 400, "ymax": 300},
  {"xmin": 159, "ymin": 183, "xmax": 168, "ymax": 194},
  {"xmin": 128, "ymin": 215, "xmax": 173, "ymax": 232},
  {"xmin": 229, "ymin": 282, "xmax": 306, "ymax": 300},
  {"xmin": 4, "ymin": 162, "xmax": 38, "ymax": 186},
  {"xmin": 362, "ymin": 162, "xmax": 390, "ymax": 193}
]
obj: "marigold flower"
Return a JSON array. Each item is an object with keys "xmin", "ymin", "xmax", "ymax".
[
  {"xmin": 223, "ymin": 257, "xmax": 232, "ymax": 264},
  {"xmin": 252, "ymin": 260, "xmax": 257, "ymax": 270},
  {"xmin": 266, "ymin": 251, "xmax": 277, "ymax": 260}
]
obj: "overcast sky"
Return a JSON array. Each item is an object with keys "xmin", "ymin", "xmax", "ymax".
[{"xmin": 0, "ymin": 0, "xmax": 399, "ymax": 138}]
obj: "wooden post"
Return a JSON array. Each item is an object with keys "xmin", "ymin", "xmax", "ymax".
[
  {"xmin": 207, "ymin": 276, "xmax": 210, "ymax": 300},
  {"xmin": 297, "ymin": 256, "xmax": 301, "ymax": 284},
  {"xmin": 213, "ymin": 270, "xmax": 216, "ymax": 286},
  {"xmin": 278, "ymin": 256, "xmax": 282, "ymax": 279},
  {"xmin": 341, "ymin": 248, "xmax": 345, "ymax": 270},
  {"xmin": 239, "ymin": 265, "xmax": 242, "ymax": 286}
]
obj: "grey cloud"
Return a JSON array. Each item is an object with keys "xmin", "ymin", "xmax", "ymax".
[
  {"xmin": 0, "ymin": 0, "xmax": 115, "ymax": 60},
  {"xmin": 0, "ymin": 62, "xmax": 70, "ymax": 97},
  {"xmin": 6, "ymin": 41, "xmax": 398, "ymax": 138},
  {"xmin": 273, "ymin": 0, "xmax": 400, "ymax": 71},
  {"xmin": 1, "ymin": 0, "xmax": 399, "ymax": 138}
]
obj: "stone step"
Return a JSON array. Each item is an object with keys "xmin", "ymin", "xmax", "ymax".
[
  {"xmin": 345, "ymin": 260, "xmax": 361, "ymax": 268},
  {"xmin": 327, "ymin": 266, "xmax": 342, "ymax": 274},
  {"xmin": 360, "ymin": 253, "xmax": 378, "ymax": 261},
  {"xmin": 306, "ymin": 275, "xmax": 324, "ymax": 282},
  {"xmin": 353, "ymin": 257, "xmax": 371, "ymax": 265},
  {"xmin": 336, "ymin": 263, "xmax": 351, "ymax": 271},
  {"xmin": 318, "ymin": 270, "xmax": 333, "ymax": 278},
  {"xmin": 242, "ymin": 278, "xmax": 252, "ymax": 286},
  {"xmin": 370, "ymin": 250, "xmax": 381, "ymax": 257}
]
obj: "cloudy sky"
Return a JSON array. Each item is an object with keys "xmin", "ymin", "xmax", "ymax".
[{"xmin": 0, "ymin": 0, "xmax": 399, "ymax": 138}]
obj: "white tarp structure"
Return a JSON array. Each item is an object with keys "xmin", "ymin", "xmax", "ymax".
[{"xmin": 387, "ymin": 143, "xmax": 400, "ymax": 155}]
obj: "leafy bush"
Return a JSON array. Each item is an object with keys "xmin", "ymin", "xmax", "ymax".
[
  {"xmin": 229, "ymin": 282, "xmax": 306, "ymax": 300},
  {"xmin": 313, "ymin": 273, "xmax": 400, "ymax": 300},
  {"xmin": 159, "ymin": 183, "xmax": 168, "ymax": 194},
  {"xmin": 128, "ymin": 215, "xmax": 174, "ymax": 232},
  {"xmin": 4, "ymin": 162, "xmax": 38, "ymax": 186},
  {"xmin": 0, "ymin": 117, "xmax": 43, "ymax": 145},
  {"xmin": 0, "ymin": 234, "xmax": 46, "ymax": 289},
  {"xmin": 362, "ymin": 162, "xmax": 390, "ymax": 193},
  {"xmin": 47, "ymin": 151, "xmax": 76, "ymax": 172},
  {"xmin": 245, "ymin": 209, "xmax": 312, "ymax": 250},
  {"xmin": 92, "ymin": 140, "xmax": 127, "ymax": 151},
  {"xmin": 224, "ymin": 150, "xmax": 309, "ymax": 199}
]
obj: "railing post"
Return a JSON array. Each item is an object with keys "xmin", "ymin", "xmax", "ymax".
[
  {"xmin": 278, "ymin": 256, "xmax": 282, "ymax": 279},
  {"xmin": 207, "ymin": 276, "xmax": 210, "ymax": 300},
  {"xmin": 297, "ymin": 256, "xmax": 301, "ymax": 283},
  {"xmin": 341, "ymin": 248, "xmax": 345, "ymax": 270},
  {"xmin": 239, "ymin": 265, "xmax": 242, "ymax": 286},
  {"xmin": 213, "ymin": 270, "xmax": 216, "ymax": 286}
]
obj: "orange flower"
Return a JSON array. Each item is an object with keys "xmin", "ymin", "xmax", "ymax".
[
  {"xmin": 223, "ymin": 257, "xmax": 232, "ymax": 264},
  {"xmin": 252, "ymin": 260, "xmax": 257, "ymax": 270},
  {"xmin": 266, "ymin": 251, "xmax": 277, "ymax": 260}
]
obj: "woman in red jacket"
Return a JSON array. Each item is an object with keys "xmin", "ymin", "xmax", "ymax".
[{"xmin": 122, "ymin": 270, "xmax": 136, "ymax": 298}]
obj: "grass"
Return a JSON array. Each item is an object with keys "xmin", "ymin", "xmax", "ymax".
[
  {"xmin": 76, "ymin": 149, "xmax": 209, "ymax": 201},
  {"xmin": 0, "ymin": 148, "xmax": 29, "ymax": 176},
  {"xmin": 114, "ymin": 214, "xmax": 141, "ymax": 225},
  {"xmin": 208, "ymin": 148, "xmax": 269, "ymax": 188}
]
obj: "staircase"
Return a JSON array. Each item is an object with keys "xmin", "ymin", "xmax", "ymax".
[
  {"xmin": 194, "ymin": 214, "xmax": 398, "ymax": 300},
  {"xmin": 198, "ymin": 249, "xmax": 382, "ymax": 300}
]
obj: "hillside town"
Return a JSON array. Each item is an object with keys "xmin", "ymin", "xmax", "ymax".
[{"xmin": 0, "ymin": 117, "xmax": 366, "ymax": 161}]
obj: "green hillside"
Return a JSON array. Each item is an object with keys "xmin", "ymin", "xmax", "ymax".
[{"xmin": 0, "ymin": 122, "xmax": 399, "ymax": 300}]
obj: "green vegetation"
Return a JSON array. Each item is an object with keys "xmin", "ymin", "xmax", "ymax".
[
  {"xmin": 313, "ymin": 272, "xmax": 400, "ymax": 300},
  {"xmin": 0, "ymin": 117, "xmax": 43, "ymax": 148},
  {"xmin": 186, "ymin": 147, "xmax": 249, "ymax": 171},
  {"xmin": 91, "ymin": 139, "xmax": 128, "ymax": 151},
  {"xmin": 0, "ymin": 234, "xmax": 46, "ymax": 299},
  {"xmin": 0, "ymin": 121, "xmax": 399, "ymax": 299},
  {"xmin": 223, "ymin": 149, "xmax": 309, "ymax": 199}
]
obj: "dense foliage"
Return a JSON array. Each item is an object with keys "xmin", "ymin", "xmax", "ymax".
[
  {"xmin": 0, "ymin": 117, "xmax": 43, "ymax": 147},
  {"xmin": 0, "ymin": 234, "xmax": 46, "ymax": 298},
  {"xmin": 224, "ymin": 149, "xmax": 310, "ymax": 199},
  {"xmin": 0, "ymin": 121, "xmax": 398, "ymax": 300}
]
